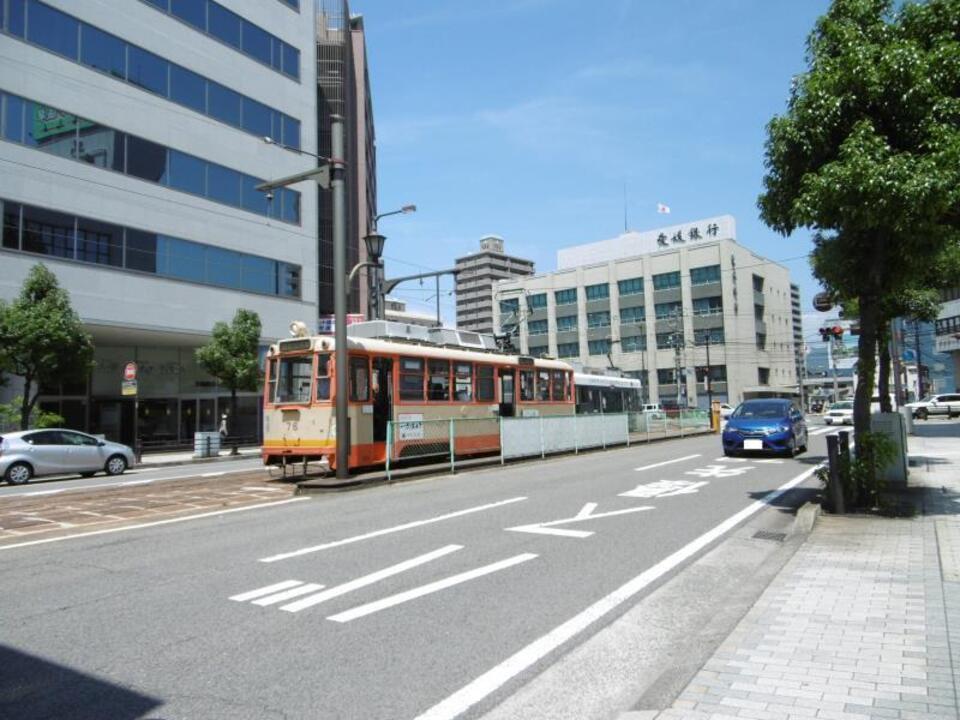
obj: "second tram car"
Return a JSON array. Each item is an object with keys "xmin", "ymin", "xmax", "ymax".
[
  {"xmin": 573, "ymin": 373, "xmax": 642, "ymax": 415},
  {"xmin": 262, "ymin": 332, "xmax": 576, "ymax": 471}
]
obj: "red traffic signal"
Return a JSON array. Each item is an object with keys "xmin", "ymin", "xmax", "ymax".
[{"xmin": 831, "ymin": 326, "xmax": 844, "ymax": 337}]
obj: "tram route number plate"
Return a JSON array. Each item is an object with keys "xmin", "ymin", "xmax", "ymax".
[{"xmin": 397, "ymin": 413, "xmax": 424, "ymax": 441}]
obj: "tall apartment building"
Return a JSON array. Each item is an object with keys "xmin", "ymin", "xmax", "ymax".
[
  {"xmin": 0, "ymin": 0, "xmax": 319, "ymax": 445},
  {"xmin": 790, "ymin": 284, "xmax": 805, "ymax": 401},
  {"xmin": 493, "ymin": 216, "xmax": 798, "ymax": 408},
  {"xmin": 455, "ymin": 235, "xmax": 534, "ymax": 334},
  {"xmin": 316, "ymin": 1, "xmax": 376, "ymax": 318}
]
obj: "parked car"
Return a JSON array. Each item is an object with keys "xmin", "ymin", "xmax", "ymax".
[
  {"xmin": 641, "ymin": 403, "xmax": 665, "ymax": 419},
  {"xmin": 719, "ymin": 403, "xmax": 735, "ymax": 419},
  {"xmin": 824, "ymin": 400, "xmax": 854, "ymax": 425},
  {"xmin": 721, "ymin": 399, "xmax": 807, "ymax": 457},
  {"xmin": 0, "ymin": 429, "xmax": 135, "ymax": 485},
  {"xmin": 905, "ymin": 393, "xmax": 960, "ymax": 420}
]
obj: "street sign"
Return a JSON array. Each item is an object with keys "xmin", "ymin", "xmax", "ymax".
[
  {"xmin": 812, "ymin": 292, "xmax": 834, "ymax": 312},
  {"xmin": 123, "ymin": 362, "xmax": 137, "ymax": 381},
  {"xmin": 122, "ymin": 380, "xmax": 138, "ymax": 396}
]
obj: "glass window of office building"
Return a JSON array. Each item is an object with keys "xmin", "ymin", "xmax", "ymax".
[
  {"xmin": 588, "ymin": 339, "xmax": 610, "ymax": 356},
  {"xmin": 556, "ymin": 342, "xmax": 579, "ymax": 358},
  {"xmin": 527, "ymin": 293, "xmax": 547, "ymax": 310},
  {"xmin": 555, "ymin": 315, "xmax": 577, "ymax": 332},
  {"xmin": 618, "ymin": 277, "xmax": 643, "ymax": 296},
  {"xmin": 653, "ymin": 271, "xmax": 681, "ymax": 290},
  {"xmin": 555, "ymin": 288, "xmax": 577, "ymax": 306},
  {"xmin": 585, "ymin": 283, "xmax": 609, "ymax": 300},
  {"xmin": 690, "ymin": 265, "xmax": 721, "ymax": 285}
]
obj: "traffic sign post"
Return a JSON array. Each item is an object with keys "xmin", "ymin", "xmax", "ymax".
[{"xmin": 122, "ymin": 362, "xmax": 141, "ymax": 462}]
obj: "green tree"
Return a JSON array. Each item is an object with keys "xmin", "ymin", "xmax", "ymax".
[
  {"xmin": 195, "ymin": 309, "xmax": 262, "ymax": 453},
  {"xmin": 0, "ymin": 264, "xmax": 94, "ymax": 430},
  {"xmin": 759, "ymin": 0, "xmax": 960, "ymax": 496}
]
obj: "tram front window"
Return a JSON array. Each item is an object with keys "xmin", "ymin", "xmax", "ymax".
[{"xmin": 275, "ymin": 356, "xmax": 313, "ymax": 403}]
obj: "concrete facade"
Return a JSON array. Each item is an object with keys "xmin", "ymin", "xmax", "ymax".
[
  {"xmin": 0, "ymin": 0, "xmax": 319, "ymax": 445},
  {"xmin": 935, "ymin": 288, "xmax": 960, "ymax": 392},
  {"xmin": 493, "ymin": 218, "xmax": 798, "ymax": 408},
  {"xmin": 455, "ymin": 235, "xmax": 534, "ymax": 335}
]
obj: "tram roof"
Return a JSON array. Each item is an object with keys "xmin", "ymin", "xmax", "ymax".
[{"xmin": 270, "ymin": 335, "xmax": 573, "ymax": 371}]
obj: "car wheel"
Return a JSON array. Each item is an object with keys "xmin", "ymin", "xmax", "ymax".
[
  {"xmin": 785, "ymin": 435, "xmax": 797, "ymax": 458},
  {"xmin": 5, "ymin": 462, "xmax": 32, "ymax": 485},
  {"xmin": 105, "ymin": 455, "xmax": 127, "ymax": 476},
  {"xmin": 723, "ymin": 448, "xmax": 737, "ymax": 457},
  {"xmin": 917, "ymin": 408, "xmax": 928, "ymax": 421}
]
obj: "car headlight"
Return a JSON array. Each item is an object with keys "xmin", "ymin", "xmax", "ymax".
[{"xmin": 778, "ymin": 424, "xmax": 791, "ymax": 433}]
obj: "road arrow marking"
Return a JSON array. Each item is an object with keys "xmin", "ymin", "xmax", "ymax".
[
  {"xmin": 685, "ymin": 464, "xmax": 754, "ymax": 478},
  {"xmin": 620, "ymin": 480, "xmax": 709, "ymax": 499},
  {"xmin": 506, "ymin": 503, "xmax": 654, "ymax": 538}
]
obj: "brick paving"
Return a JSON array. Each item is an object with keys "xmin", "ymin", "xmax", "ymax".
[
  {"xmin": 654, "ymin": 429, "xmax": 960, "ymax": 720},
  {"xmin": 0, "ymin": 472, "xmax": 297, "ymax": 545}
]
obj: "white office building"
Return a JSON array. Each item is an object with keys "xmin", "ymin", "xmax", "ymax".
[
  {"xmin": 0, "ymin": 0, "xmax": 319, "ymax": 445},
  {"xmin": 493, "ymin": 216, "xmax": 799, "ymax": 408}
]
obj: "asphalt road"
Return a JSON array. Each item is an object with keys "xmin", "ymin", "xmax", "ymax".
[
  {"xmin": 1, "ymin": 424, "xmax": 847, "ymax": 720},
  {"xmin": 0, "ymin": 456, "xmax": 266, "ymax": 498}
]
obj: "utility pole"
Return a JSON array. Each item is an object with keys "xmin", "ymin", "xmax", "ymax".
[
  {"xmin": 891, "ymin": 317, "xmax": 904, "ymax": 408},
  {"xmin": 673, "ymin": 310, "xmax": 682, "ymax": 409},
  {"xmin": 829, "ymin": 336, "xmax": 839, "ymax": 402},
  {"xmin": 331, "ymin": 114, "xmax": 349, "ymax": 480},
  {"xmin": 704, "ymin": 332, "xmax": 713, "ymax": 413},
  {"xmin": 914, "ymin": 319, "xmax": 924, "ymax": 399}
]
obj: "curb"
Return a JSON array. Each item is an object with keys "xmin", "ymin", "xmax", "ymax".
[
  {"xmin": 137, "ymin": 451, "xmax": 261, "ymax": 470},
  {"xmin": 792, "ymin": 500, "xmax": 821, "ymax": 534}
]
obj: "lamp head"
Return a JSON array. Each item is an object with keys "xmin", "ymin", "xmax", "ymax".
[
  {"xmin": 364, "ymin": 232, "xmax": 387, "ymax": 260},
  {"xmin": 401, "ymin": 204, "xmax": 417, "ymax": 214}
]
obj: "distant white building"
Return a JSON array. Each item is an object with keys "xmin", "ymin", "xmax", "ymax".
[
  {"xmin": 494, "ymin": 216, "xmax": 799, "ymax": 409},
  {"xmin": 383, "ymin": 297, "xmax": 437, "ymax": 328},
  {"xmin": 455, "ymin": 236, "xmax": 534, "ymax": 334}
]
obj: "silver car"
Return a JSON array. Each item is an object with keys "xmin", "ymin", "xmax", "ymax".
[{"xmin": 0, "ymin": 429, "xmax": 136, "ymax": 485}]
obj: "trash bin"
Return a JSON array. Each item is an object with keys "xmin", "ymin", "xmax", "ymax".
[{"xmin": 193, "ymin": 431, "xmax": 221, "ymax": 458}]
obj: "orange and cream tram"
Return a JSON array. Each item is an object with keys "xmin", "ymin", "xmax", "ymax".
[{"xmin": 262, "ymin": 326, "xmax": 576, "ymax": 472}]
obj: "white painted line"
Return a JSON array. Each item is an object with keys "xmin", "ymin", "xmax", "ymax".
[
  {"xmin": 714, "ymin": 457, "xmax": 748, "ymax": 463},
  {"xmin": 328, "ymin": 553, "xmax": 538, "ymax": 623},
  {"xmin": 413, "ymin": 463, "xmax": 824, "ymax": 720},
  {"xmin": 121, "ymin": 479, "xmax": 155, "ymax": 486},
  {"xmin": 12, "ymin": 489, "xmax": 65, "ymax": 497},
  {"xmin": 633, "ymin": 454, "xmax": 701, "ymax": 472},
  {"xmin": 252, "ymin": 582, "xmax": 325, "ymax": 606},
  {"xmin": 756, "ymin": 459, "xmax": 783, "ymax": 465},
  {"xmin": 230, "ymin": 580, "xmax": 303, "ymax": 602},
  {"xmin": 201, "ymin": 472, "xmax": 227, "ymax": 478},
  {"xmin": 507, "ymin": 504, "xmax": 655, "ymax": 538},
  {"xmin": 281, "ymin": 544, "xmax": 464, "ymax": 613},
  {"xmin": 260, "ymin": 497, "xmax": 528, "ymax": 563},
  {"xmin": 0, "ymin": 498, "xmax": 309, "ymax": 551}
]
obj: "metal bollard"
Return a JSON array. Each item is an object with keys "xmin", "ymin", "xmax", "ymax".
[{"xmin": 827, "ymin": 434, "xmax": 845, "ymax": 514}]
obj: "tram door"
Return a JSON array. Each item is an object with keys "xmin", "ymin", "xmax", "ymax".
[
  {"xmin": 372, "ymin": 357, "xmax": 393, "ymax": 442},
  {"xmin": 499, "ymin": 368, "xmax": 515, "ymax": 417}
]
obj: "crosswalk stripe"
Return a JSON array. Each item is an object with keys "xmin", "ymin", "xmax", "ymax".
[
  {"xmin": 328, "ymin": 553, "xmax": 538, "ymax": 623},
  {"xmin": 252, "ymin": 583, "xmax": 325, "ymax": 606},
  {"xmin": 230, "ymin": 580, "xmax": 303, "ymax": 602},
  {"xmin": 281, "ymin": 544, "xmax": 464, "ymax": 613}
]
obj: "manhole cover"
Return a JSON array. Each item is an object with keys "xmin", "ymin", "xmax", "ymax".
[{"xmin": 753, "ymin": 530, "xmax": 787, "ymax": 542}]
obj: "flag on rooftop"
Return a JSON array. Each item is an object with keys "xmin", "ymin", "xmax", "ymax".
[{"xmin": 657, "ymin": 203, "xmax": 671, "ymax": 214}]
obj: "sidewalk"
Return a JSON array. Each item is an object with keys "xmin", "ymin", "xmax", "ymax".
[
  {"xmin": 645, "ymin": 424, "xmax": 960, "ymax": 720},
  {"xmin": 137, "ymin": 444, "xmax": 261, "ymax": 468}
]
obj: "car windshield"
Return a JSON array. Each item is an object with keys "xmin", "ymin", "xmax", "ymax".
[
  {"xmin": 830, "ymin": 401, "xmax": 854, "ymax": 410},
  {"xmin": 731, "ymin": 401, "xmax": 788, "ymax": 419}
]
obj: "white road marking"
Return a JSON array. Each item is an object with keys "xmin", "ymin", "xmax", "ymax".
[
  {"xmin": 230, "ymin": 580, "xmax": 303, "ymax": 602},
  {"xmin": 252, "ymin": 583, "xmax": 325, "ymax": 606},
  {"xmin": 259, "ymin": 497, "xmax": 528, "ymax": 563},
  {"xmin": 201, "ymin": 472, "xmax": 227, "ymax": 478},
  {"xmin": 756, "ymin": 459, "xmax": 784, "ymax": 465},
  {"xmin": 413, "ymin": 463, "xmax": 824, "ymax": 720},
  {"xmin": 328, "ymin": 553, "xmax": 538, "ymax": 623},
  {"xmin": 14, "ymin": 489, "xmax": 65, "ymax": 497},
  {"xmin": 121, "ymin": 479, "xmax": 154, "ymax": 486},
  {"xmin": 0, "ymin": 498, "xmax": 309, "ymax": 551},
  {"xmin": 620, "ymin": 480, "xmax": 708, "ymax": 499},
  {"xmin": 715, "ymin": 457, "xmax": 749, "ymax": 463},
  {"xmin": 281, "ymin": 544, "xmax": 464, "ymax": 613},
  {"xmin": 633, "ymin": 454, "xmax": 701, "ymax": 472},
  {"xmin": 685, "ymin": 465, "xmax": 754, "ymax": 478},
  {"xmin": 506, "ymin": 503, "xmax": 655, "ymax": 538}
]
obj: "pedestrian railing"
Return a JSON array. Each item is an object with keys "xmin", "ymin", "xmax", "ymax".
[{"xmin": 384, "ymin": 410, "xmax": 706, "ymax": 480}]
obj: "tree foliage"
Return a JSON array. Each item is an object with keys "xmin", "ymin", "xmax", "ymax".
[
  {"xmin": 759, "ymin": 0, "xmax": 960, "ymax": 497},
  {"xmin": 195, "ymin": 309, "xmax": 262, "ymax": 443},
  {"xmin": 0, "ymin": 264, "xmax": 94, "ymax": 430}
]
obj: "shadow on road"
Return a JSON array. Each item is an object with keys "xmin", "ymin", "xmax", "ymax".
[{"xmin": 0, "ymin": 644, "xmax": 163, "ymax": 720}]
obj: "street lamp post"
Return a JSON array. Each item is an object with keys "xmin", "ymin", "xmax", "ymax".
[{"xmin": 364, "ymin": 205, "xmax": 416, "ymax": 320}]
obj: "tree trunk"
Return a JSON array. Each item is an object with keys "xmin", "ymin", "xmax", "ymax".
[
  {"xmin": 19, "ymin": 375, "xmax": 35, "ymax": 430},
  {"xmin": 230, "ymin": 388, "xmax": 239, "ymax": 456},
  {"xmin": 853, "ymin": 293, "xmax": 881, "ymax": 505},
  {"xmin": 877, "ymin": 320, "xmax": 892, "ymax": 413}
]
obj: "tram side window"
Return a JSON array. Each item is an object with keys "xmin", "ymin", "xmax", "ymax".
[
  {"xmin": 551, "ymin": 370, "xmax": 565, "ymax": 401},
  {"xmin": 428, "ymin": 359, "xmax": 450, "ymax": 401},
  {"xmin": 567, "ymin": 372, "xmax": 574, "ymax": 401},
  {"xmin": 476, "ymin": 364, "xmax": 495, "ymax": 402},
  {"xmin": 349, "ymin": 356, "xmax": 369, "ymax": 402},
  {"xmin": 519, "ymin": 369, "xmax": 535, "ymax": 401},
  {"xmin": 316, "ymin": 354, "xmax": 330, "ymax": 400},
  {"xmin": 399, "ymin": 357, "xmax": 424, "ymax": 401},
  {"xmin": 275, "ymin": 356, "xmax": 312, "ymax": 403},
  {"xmin": 537, "ymin": 370, "xmax": 551, "ymax": 401},
  {"xmin": 454, "ymin": 363, "xmax": 473, "ymax": 402}
]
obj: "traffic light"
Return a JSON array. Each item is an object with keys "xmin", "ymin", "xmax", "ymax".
[{"xmin": 819, "ymin": 326, "xmax": 844, "ymax": 341}]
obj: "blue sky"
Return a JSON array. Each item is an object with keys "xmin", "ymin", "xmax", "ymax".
[{"xmin": 352, "ymin": 0, "xmax": 834, "ymax": 340}]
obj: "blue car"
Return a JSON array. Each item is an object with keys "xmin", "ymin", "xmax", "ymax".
[{"xmin": 722, "ymin": 399, "xmax": 807, "ymax": 457}]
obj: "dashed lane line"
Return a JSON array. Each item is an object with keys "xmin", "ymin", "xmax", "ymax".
[{"xmin": 633, "ymin": 454, "xmax": 701, "ymax": 472}]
